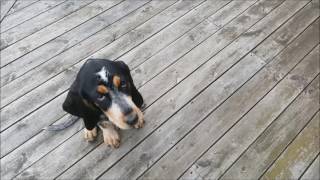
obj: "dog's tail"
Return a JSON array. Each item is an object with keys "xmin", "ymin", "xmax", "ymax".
[{"xmin": 43, "ymin": 115, "xmax": 80, "ymax": 131}]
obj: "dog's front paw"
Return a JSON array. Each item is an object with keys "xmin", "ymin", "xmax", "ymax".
[
  {"xmin": 99, "ymin": 121, "xmax": 121, "ymax": 148},
  {"xmin": 104, "ymin": 130, "xmax": 120, "ymax": 148},
  {"xmin": 84, "ymin": 127, "xmax": 97, "ymax": 141},
  {"xmin": 134, "ymin": 118, "xmax": 144, "ymax": 129}
]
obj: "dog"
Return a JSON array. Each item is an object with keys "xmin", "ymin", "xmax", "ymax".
[{"xmin": 62, "ymin": 59, "xmax": 144, "ymax": 148}]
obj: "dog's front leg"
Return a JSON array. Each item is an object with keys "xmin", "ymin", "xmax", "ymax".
[
  {"xmin": 98, "ymin": 121, "xmax": 120, "ymax": 148},
  {"xmin": 83, "ymin": 117, "xmax": 98, "ymax": 141},
  {"xmin": 84, "ymin": 127, "xmax": 97, "ymax": 141}
]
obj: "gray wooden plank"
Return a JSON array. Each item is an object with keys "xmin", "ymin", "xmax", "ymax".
[
  {"xmin": 1, "ymin": 0, "xmax": 251, "ymax": 179},
  {"xmin": 1, "ymin": 0, "xmax": 207, "ymax": 130},
  {"xmin": 220, "ymin": 80, "xmax": 319, "ymax": 179},
  {"xmin": 261, "ymin": 109, "xmax": 320, "ymax": 180},
  {"xmin": 0, "ymin": 0, "xmax": 252, "ymax": 132},
  {"xmin": 99, "ymin": 47, "xmax": 267, "ymax": 180},
  {"xmin": 0, "ymin": 0, "xmax": 150, "ymax": 132},
  {"xmin": 11, "ymin": 0, "xmax": 285, "ymax": 178},
  {"xmin": 13, "ymin": 123, "xmax": 104, "ymax": 180},
  {"xmin": 143, "ymin": 13, "xmax": 319, "ymax": 179},
  {"xmin": 0, "ymin": 0, "xmax": 176, "ymax": 156},
  {"xmin": 0, "ymin": 0, "xmax": 200, "ymax": 134},
  {"xmin": 121, "ymin": 0, "xmax": 256, "ymax": 77},
  {"xmin": 0, "ymin": 0, "xmax": 64, "ymax": 32},
  {"xmin": 300, "ymin": 154, "xmax": 320, "ymax": 180},
  {"xmin": 0, "ymin": 0, "xmax": 16, "ymax": 22},
  {"xmin": 84, "ymin": 0, "xmax": 207, "ymax": 63},
  {"xmin": 0, "ymin": 0, "xmax": 123, "ymax": 74},
  {"xmin": 0, "ymin": 0, "xmax": 231, "ymax": 109},
  {"xmin": 58, "ymin": 0, "xmax": 311, "ymax": 179},
  {"xmin": 0, "ymin": 0, "xmax": 170, "ymax": 103},
  {"xmin": 1, "ymin": 0, "xmax": 95, "ymax": 50},
  {"xmin": 141, "ymin": 14, "xmax": 320, "ymax": 180},
  {"xmin": 252, "ymin": 0, "xmax": 319, "ymax": 63},
  {"xmin": 130, "ymin": 0, "xmax": 318, "ymax": 89},
  {"xmin": 0, "ymin": 0, "xmax": 198, "ymax": 152},
  {"xmin": 137, "ymin": 0, "xmax": 306, "ymax": 111},
  {"xmin": 6, "ymin": 0, "xmax": 39, "ymax": 16},
  {"xmin": 91, "ymin": 0, "xmax": 232, "ymax": 67},
  {"xmin": 0, "ymin": 81, "xmax": 73, "ymax": 158},
  {"xmin": 180, "ymin": 45, "xmax": 320, "ymax": 180},
  {"xmin": 3, "ymin": 0, "xmax": 312, "ymax": 178},
  {"xmin": 100, "ymin": 3, "xmax": 319, "ymax": 177},
  {"xmin": 0, "ymin": 114, "xmax": 83, "ymax": 180}
]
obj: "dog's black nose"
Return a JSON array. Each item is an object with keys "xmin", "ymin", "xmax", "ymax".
[
  {"xmin": 123, "ymin": 106, "xmax": 133, "ymax": 116},
  {"xmin": 127, "ymin": 114, "xmax": 138, "ymax": 126}
]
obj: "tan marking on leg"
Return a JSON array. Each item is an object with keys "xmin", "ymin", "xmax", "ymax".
[
  {"xmin": 98, "ymin": 121, "xmax": 120, "ymax": 148},
  {"xmin": 84, "ymin": 127, "xmax": 97, "ymax": 141}
]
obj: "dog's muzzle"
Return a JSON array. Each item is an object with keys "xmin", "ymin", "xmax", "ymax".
[{"xmin": 104, "ymin": 91, "xmax": 143, "ymax": 129}]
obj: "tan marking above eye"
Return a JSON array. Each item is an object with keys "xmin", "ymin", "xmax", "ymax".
[
  {"xmin": 113, "ymin": 75, "xmax": 121, "ymax": 88},
  {"xmin": 97, "ymin": 85, "xmax": 108, "ymax": 94}
]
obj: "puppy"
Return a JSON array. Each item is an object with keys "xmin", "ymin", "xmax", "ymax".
[{"xmin": 62, "ymin": 59, "xmax": 144, "ymax": 148}]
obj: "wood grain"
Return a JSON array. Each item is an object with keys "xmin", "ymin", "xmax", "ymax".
[
  {"xmin": 261, "ymin": 109, "xmax": 320, "ymax": 179},
  {"xmin": 0, "ymin": 0, "xmax": 95, "ymax": 50}
]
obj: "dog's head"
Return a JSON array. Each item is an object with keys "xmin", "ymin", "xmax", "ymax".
[{"xmin": 76, "ymin": 59, "xmax": 143, "ymax": 129}]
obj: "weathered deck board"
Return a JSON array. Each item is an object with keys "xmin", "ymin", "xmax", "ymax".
[
  {"xmin": 51, "ymin": 0, "xmax": 284, "ymax": 179},
  {"xmin": 0, "ymin": 0, "xmax": 172, "ymax": 107},
  {"xmin": 129, "ymin": 0, "xmax": 256, "ymax": 87},
  {"xmin": 0, "ymin": 0, "xmax": 176, "ymax": 157},
  {"xmin": 91, "ymin": 0, "xmax": 232, "ymax": 65},
  {"xmin": 1, "ymin": 0, "xmax": 318, "ymax": 179},
  {"xmin": 100, "ymin": 1, "xmax": 316, "ymax": 179},
  {"xmin": 0, "ymin": 114, "xmax": 82, "ymax": 180},
  {"xmin": 181, "ymin": 44, "xmax": 319, "ymax": 179},
  {"xmin": 143, "ymin": 13, "xmax": 320, "ymax": 180},
  {"xmin": 0, "ymin": 0, "xmax": 123, "ymax": 81},
  {"xmin": 0, "ymin": 0, "xmax": 95, "ymax": 50},
  {"xmin": 300, "ymin": 153, "xmax": 320, "ymax": 180},
  {"xmin": 56, "ymin": 1, "xmax": 258, "ymax": 179},
  {"xmin": 6, "ymin": 0, "xmax": 39, "ymax": 16},
  {"xmin": 261, "ymin": 108, "xmax": 320, "ymax": 179},
  {"xmin": 86, "ymin": 0, "xmax": 206, "ymax": 61},
  {"xmin": 101, "ymin": 47, "xmax": 267, "ymax": 180},
  {"xmin": 0, "ymin": 0, "xmax": 153, "ymax": 131},
  {"xmin": 0, "ymin": 0, "xmax": 16, "ymax": 22},
  {"xmin": 220, "ymin": 77, "xmax": 319, "ymax": 179},
  {"xmin": 0, "ymin": 0, "xmax": 200, "ymax": 153},
  {"xmin": 0, "ymin": 0, "xmax": 64, "ymax": 32},
  {"xmin": 3, "ymin": 1, "xmax": 218, "ymax": 179},
  {"xmin": 61, "ymin": 0, "xmax": 309, "ymax": 179},
  {"xmin": 6, "ymin": 0, "xmax": 276, "ymax": 179}
]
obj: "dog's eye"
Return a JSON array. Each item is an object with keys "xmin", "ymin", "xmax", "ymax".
[
  {"xmin": 120, "ymin": 80, "xmax": 126, "ymax": 87},
  {"xmin": 97, "ymin": 94, "xmax": 105, "ymax": 101}
]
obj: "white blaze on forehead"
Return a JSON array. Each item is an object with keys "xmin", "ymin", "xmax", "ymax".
[{"xmin": 96, "ymin": 66, "xmax": 109, "ymax": 83}]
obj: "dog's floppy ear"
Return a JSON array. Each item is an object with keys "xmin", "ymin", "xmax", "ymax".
[
  {"xmin": 62, "ymin": 80, "xmax": 89, "ymax": 117},
  {"xmin": 63, "ymin": 87, "xmax": 82, "ymax": 117},
  {"xmin": 117, "ymin": 61, "xmax": 144, "ymax": 108}
]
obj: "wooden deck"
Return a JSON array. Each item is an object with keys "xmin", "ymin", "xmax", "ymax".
[{"xmin": 1, "ymin": 0, "xmax": 319, "ymax": 179}]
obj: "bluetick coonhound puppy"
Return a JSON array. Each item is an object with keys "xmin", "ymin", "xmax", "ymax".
[{"xmin": 62, "ymin": 59, "xmax": 144, "ymax": 148}]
